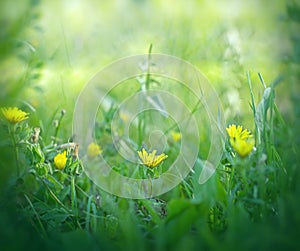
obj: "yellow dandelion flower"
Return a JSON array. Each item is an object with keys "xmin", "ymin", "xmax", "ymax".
[
  {"xmin": 226, "ymin": 124, "xmax": 252, "ymax": 140},
  {"xmin": 87, "ymin": 142, "xmax": 102, "ymax": 157},
  {"xmin": 1, "ymin": 107, "xmax": 29, "ymax": 123},
  {"xmin": 230, "ymin": 137, "xmax": 255, "ymax": 158},
  {"xmin": 137, "ymin": 148, "xmax": 168, "ymax": 168},
  {"xmin": 171, "ymin": 131, "xmax": 181, "ymax": 142},
  {"xmin": 226, "ymin": 124, "xmax": 254, "ymax": 157},
  {"xmin": 119, "ymin": 112, "xmax": 129, "ymax": 123},
  {"xmin": 54, "ymin": 151, "xmax": 67, "ymax": 170}
]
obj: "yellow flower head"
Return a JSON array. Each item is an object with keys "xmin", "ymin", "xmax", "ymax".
[
  {"xmin": 1, "ymin": 107, "xmax": 29, "ymax": 123},
  {"xmin": 230, "ymin": 137, "xmax": 255, "ymax": 158},
  {"xmin": 119, "ymin": 112, "xmax": 129, "ymax": 123},
  {"xmin": 171, "ymin": 131, "xmax": 181, "ymax": 142},
  {"xmin": 226, "ymin": 124, "xmax": 252, "ymax": 140},
  {"xmin": 226, "ymin": 124, "xmax": 254, "ymax": 157},
  {"xmin": 54, "ymin": 151, "xmax": 67, "ymax": 170},
  {"xmin": 87, "ymin": 142, "xmax": 102, "ymax": 158},
  {"xmin": 137, "ymin": 148, "xmax": 168, "ymax": 168}
]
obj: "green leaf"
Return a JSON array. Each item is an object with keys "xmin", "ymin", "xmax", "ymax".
[
  {"xmin": 255, "ymin": 87, "xmax": 271, "ymax": 135},
  {"xmin": 32, "ymin": 144, "xmax": 45, "ymax": 163},
  {"xmin": 166, "ymin": 199, "xmax": 193, "ymax": 222},
  {"xmin": 35, "ymin": 162, "xmax": 49, "ymax": 177},
  {"xmin": 58, "ymin": 184, "xmax": 71, "ymax": 202},
  {"xmin": 164, "ymin": 199, "xmax": 206, "ymax": 242},
  {"xmin": 41, "ymin": 207, "xmax": 71, "ymax": 223},
  {"xmin": 45, "ymin": 174, "xmax": 64, "ymax": 191}
]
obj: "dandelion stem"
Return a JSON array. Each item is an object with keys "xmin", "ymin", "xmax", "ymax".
[
  {"xmin": 229, "ymin": 164, "xmax": 235, "ymax": 194},
  {"xmin": 71, "ymin": 175, "xmax": 78, "ymax": 217},
  {"xmin": 138, "ymin": 44, "xmax": 152, "ymax": 147},
  {"xmin": 145, "ymin": 43, "xmax": 152, "ymax": 90},
  {"xmin": 147, "ymin": 173, "xmax": 153, "ymax": 198},
  {"xmin": 9, "ymin": 124, "xmax": 20, "ymax": 177},
  {"xmin": 138, "ymin": 113, "xmax": 144, "ymax": 147}
]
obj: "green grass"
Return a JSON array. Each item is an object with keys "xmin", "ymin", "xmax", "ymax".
[{"xmin": 0, "ymin": 1, "xmax": 300, "ymax": 251}]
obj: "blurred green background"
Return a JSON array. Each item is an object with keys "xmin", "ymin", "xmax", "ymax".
[
  {"xmin": 0, "ymin": 0, "xmax": 299, "ymax": 250},
  {"xmin": 0, "ymin": 0, "xmax": 297, "ymax": 120}
]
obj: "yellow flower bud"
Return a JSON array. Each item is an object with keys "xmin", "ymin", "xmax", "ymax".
[
  {"xmin": 87, "ymin": 142, "xmax": 102, "ymax": 158},
  {"xmin": 54, "ymin": 151, "xmax": 67, "ymax": 170}
]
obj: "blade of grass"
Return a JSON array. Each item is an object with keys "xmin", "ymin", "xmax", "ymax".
[
  {"xmin": 71, "ymin": 175, "xmax": 78, "ymax": 217},
  {"xmin": 85, "ymin": 195, "xmax": 93, "ymax": 231},
  {"xmin": 41, "ymin": 178, "xmax": 71, "ymax": 212},
  {"xmin": 247, "ymin": 71, "xmax": 259, "ymax": 146},
  {"xmin": 24, "ymin": 194, "xmax": 48, "ymax": 239}
]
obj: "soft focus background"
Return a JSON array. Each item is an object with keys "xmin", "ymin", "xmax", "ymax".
[
  {"xmin": 0, "ymin": 0, "xmax": 299, "ymax": 250},
  {"xmin": 0, "ymin": 0, "xmax": 296, "ymax": 120}
]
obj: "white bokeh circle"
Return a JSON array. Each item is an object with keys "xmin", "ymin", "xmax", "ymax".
[{"xmin": 73, "ymin": 54, "xmax": 225, "ymax": 199}]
